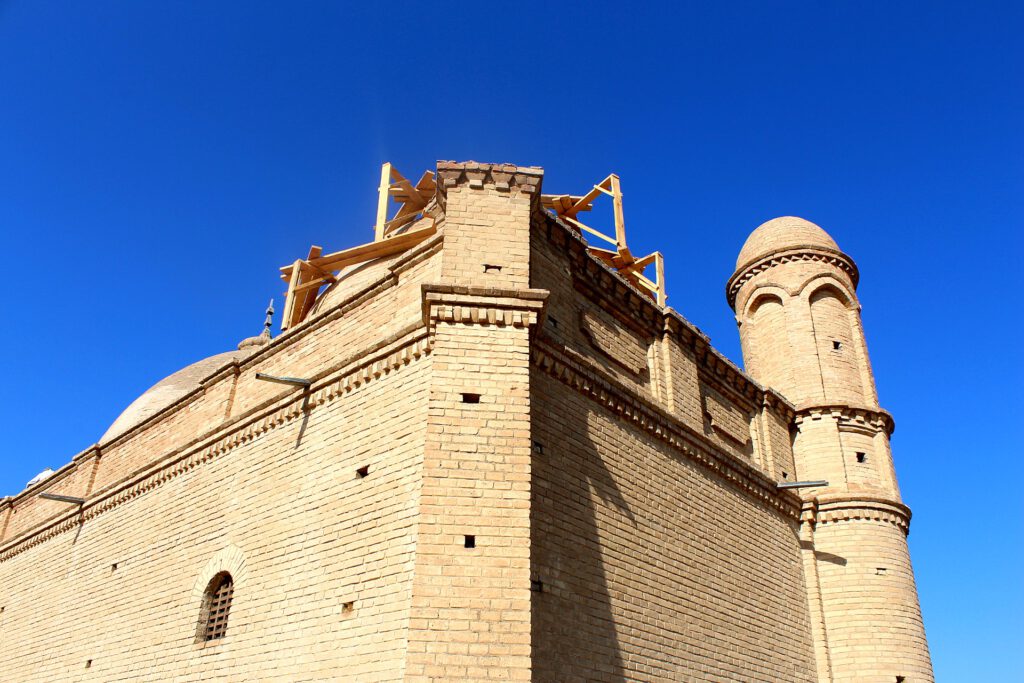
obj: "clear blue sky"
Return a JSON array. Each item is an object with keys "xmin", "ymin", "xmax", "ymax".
[{"xmin": 1, "ymin": 1, "xmax": 1020, "ymax": 678}]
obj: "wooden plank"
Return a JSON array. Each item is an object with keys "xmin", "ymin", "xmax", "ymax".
[
  {"xmin": 655, "ymin": 251, "xmax": 666, "ymax": 306},
  {"xmin": 587, "ymin": 248, "xmax": 618, "ymax": 266},
  {"xmin": 414, "ymin": 170, "xmax": 436, "ymax": 196},
  {"xmin": 375, "ymin": 162, "xmax": 392, "ymax": 241},
  {"xmin": 621, "ymin": 252, "xmax": 657, "ymax": 272},
  {"xmin": 567, "ymin": 185, "xmax": 604, "ymax": 216},
  {"xmin": 562, "ymin": 215, "xmax": 618, "ymax": 246},
  {"xmin": 541, "ymin": 194, "xmax": 588, "ymax": 213},
  {"xmin": 634, "ymin": 272, "xmax": 658, "ymax": 291},
  {"xmin": 306, "ymin": 224, "xmax": 437, "ymax": 272},
  {"xmin": 389, "ymin": 177, "xmax": 426, "ymax": 208},
  {"xmin": 609, "ymin": 174, "xmax": 626, "ymax": 248},
  {"xmin": 295, "ymin": 283, "xmax": 320, "ymax": 322},
  {"xmin": 292, "ymin": 276, "xmax": 335, "ymax": 294},
  {"xmin": 281, "ymin": 258, "xmax": 304, "ymax": 330}
]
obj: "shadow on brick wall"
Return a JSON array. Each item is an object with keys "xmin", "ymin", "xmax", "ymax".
[{"xmin": 531, "ymin": 377, "xmax": 633, "ymax": 681}]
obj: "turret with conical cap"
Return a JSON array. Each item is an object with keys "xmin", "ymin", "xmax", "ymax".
[{"xmin": 728, "ymin": 217, "xmax": 932, "ymax": 682}]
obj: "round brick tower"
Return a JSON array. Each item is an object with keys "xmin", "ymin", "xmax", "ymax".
[{"xmin": 727, "ymin": 217, "xmax": 933, "ymax": 683}]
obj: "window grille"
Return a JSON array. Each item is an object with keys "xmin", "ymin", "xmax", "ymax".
[{"xmin": 203, "ymin": 573, "xmax": 234, "ymax": 641}]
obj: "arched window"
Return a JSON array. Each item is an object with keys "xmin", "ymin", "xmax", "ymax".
[{"xmin": 201, "ymin": 572, "xmax": 234, "ymax": 641}]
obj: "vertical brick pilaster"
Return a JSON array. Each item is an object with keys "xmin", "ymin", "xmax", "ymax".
[
  {"xmin": 436, "ymin": 162, "xmax": 543, "ymax": 290},
  {"xmin": 405, "ymin": 165, "xmax": 547, "ymax": 681},
  {"xmin": 405, "ymin": 316, "xmax": 534, "ymax": 682},
  {"xmin": 661, "ymin": 319, "xmax": 703, "ymax": 431}
]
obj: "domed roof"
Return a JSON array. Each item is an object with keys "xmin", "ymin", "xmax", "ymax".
[
  {"xmin": 100, "ymin": 350, "xmax": 246, "ymax": 443},
  {"xmin": 736, "ymin": 216, "xmax": 840, "ymax": 269}
]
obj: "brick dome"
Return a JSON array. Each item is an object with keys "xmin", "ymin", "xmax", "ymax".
[
  {"xmin": 736, "ymin": 216, "xmax": 840, "ymax": 270},
  {"xmin": 309, "ymin": 251, "xmax": 407, "ymax": 316},
  {"xmin": 100, "ymin": 350, "xmax": 246, "ymax": 443}
]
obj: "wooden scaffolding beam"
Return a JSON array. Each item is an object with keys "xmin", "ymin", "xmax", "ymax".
[
  {"xmin": 375, "ymin": 163, "xmax": 436, "ymax": 242},
  {"xmin": 279, "ymin": 162, "xmax": 439, "ymax": 331},
  {"xmin": 541, "ymin": 173, "xmax": 667, "ymax": 307}
]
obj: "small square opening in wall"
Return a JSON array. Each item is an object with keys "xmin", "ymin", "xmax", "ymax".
[
  {"xmin": 85, "ymin": 660, "xmax": 92, "ymax": 669},
  {"xmin": 356, "ymin": 465, "xmax": 370, "ymax": 479},
  {"xmin": 877, "ymin": 567, "xmax": 888, "ymax": 575},
  {"xmin": 533, "ymin": 441, "xmax": 545, "ymax": 454},
  {"xmin": 782, "ymin": 471, "xmax": 789, "ymax": 480},
  {"xmin": 483, "ymin": 264, "xmax": 503, "ymax": 274},
  {"xmin": 464, "ymin": 535, "xmax": 476, "ymax": 549},
  {"xmin": 856, "ymin": 452, "xmax": 867, "ymax": 463},
  {"xmin": 548, "ymin": 316, "xmax": 559, "ymax": 329},
  {"xmin": 461, "ymin": 393, "xmax": 481, "ymax": 404},
  {"xmin": 833, "ymin": 340, "xmax": 842, "ymax": 350},
  {"xmin": 342, "ymin": 601, "xmax": 354, "ymax": 613},
  {"xmin": 895, "ymin": 677, "xmax": 906, "ymax": 683}
]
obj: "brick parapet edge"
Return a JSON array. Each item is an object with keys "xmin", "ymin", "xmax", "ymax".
[
  {"xmin": 534, "ymin": 339, "xmax": 803, "ymax": 519},
  {"xmin": 535, "ymin": 210, "xmax": 782, "ymax": 419},
  {"xmin": 0, "ymin": 328, "xmax": 433, "ymax": 563},
  {"xmin": 435, "ymin": 160, "xmax": 544, "ymax": 211},
  {"xmin": 0, "ymin": 233, "xmax": 445, "ymax": 522}
]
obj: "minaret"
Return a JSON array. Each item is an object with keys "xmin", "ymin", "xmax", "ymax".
[{"xmin": 727, "ymin": 217, "xmax": 933, "ymax": 683}]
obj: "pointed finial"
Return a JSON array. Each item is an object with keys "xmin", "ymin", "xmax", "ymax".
[
  {"xmin": 237, "ymin": 299, "xmax": 275, "ymax": 351},
  {"xmin": 264, "ymin": 298, "xmax": 275, "ymax": 336}
]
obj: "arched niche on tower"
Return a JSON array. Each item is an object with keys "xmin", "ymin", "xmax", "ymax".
[
  {"xmin": 804, "ymin": 281, "xmax": 871, "ymax": 406},
  {"xmin": 738, "ymin": 286, "xmax": 793, "ymax": 394}
]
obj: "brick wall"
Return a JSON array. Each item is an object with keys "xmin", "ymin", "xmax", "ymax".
[
  {"xmin": 813, "ymin": 511, "xmax": 932, "ymax": 682},
  {"xmin": 0, "ymin": 348, "xmax": 431, "ymax": 682},
  {"xmin": 530, "ymin": 369, "xmax": 818, "ymax": 682}
]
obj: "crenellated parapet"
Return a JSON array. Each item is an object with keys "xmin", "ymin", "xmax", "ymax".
[{"xmin": 435, "ymin": 160, "xmax": 544, "ymax": 206}]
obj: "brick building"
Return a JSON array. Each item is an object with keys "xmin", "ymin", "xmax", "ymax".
[{"xmin": 0, "ymin": 161, "xmax": 932, "ymax": 681}]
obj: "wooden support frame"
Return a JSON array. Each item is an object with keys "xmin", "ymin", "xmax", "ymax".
[
  {"xmin": 542, "ymin": 174, "xmax": 667, "ymax": 306},
  {"xmin": 278, "ymin": 162, "xmax": 439, "ymax": 331},
  {"xmin": 375, "ymin": 162, "xmax": 436, "ymax": 242}
]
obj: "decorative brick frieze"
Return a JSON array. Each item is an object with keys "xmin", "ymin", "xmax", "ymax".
[
  {"xmin": 813, "ymin": 496, "xmax": 912, "ymax": 533},
  {"xmin": 764, "ymin": 389, "xmax": 797, "ymax": 422},
  {"xmin": 726, "ymin": 246, "xmax": 859, "ymax": 308},
  {"xmin": 794, "ymin": 404, "xmax": 896, "ymax": 437},
  {"xmin": 534, "ymin": 340, "xmax": 801, "ymax": 518},
  {"xmin": 0, "ymin": 331, "xmax": 432, "ymax": 563},
  {"xmin": 421, "ymin": 283, "xmax": 548, "ymax": 335},
  {"xmin": 435, "ymin": 160, "xmax": 544, "ymax": 206},
  {"xmin": 536, "ymin": 209, "xmax": 772, "ymax": 412}
]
